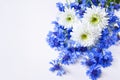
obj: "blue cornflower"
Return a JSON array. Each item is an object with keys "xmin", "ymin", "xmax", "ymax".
[
  {"xmin": 96, "ymin": 28, "xmax": 116, "ymax": 49},
  {"xmin": 87, "ymin": 66, "xmax": 101, "ymax": 80},
  {"xmin": 49, "ymin": 60, "xmax": 66, "ymax": 76},
  {"xmin": 69, "ymin": 0, "xmax": 87, "ymax": 18},
  {"xmin": 56, "ymin": 2, "xmax": 65, "ymax": 12},
  {"xmin": 106, "ymin": 2, "xmax": 115, "ymax": 17},
  {"xmin": 99, "ymin": 50, "xmax": 113, "ymax": 68},
  {"xmin": 108, "ymin": 16, "xmax": 118, "ymax": 24},
  {"xmin": 89, "ymin": 47, "xmax": 103, "ymax": 57},
  {"xmin": 114, "ymin": 4, "xmax": 120, "ymax": 10},
  {"xmin": 111, "ymin": 32, "xmax": 119, "ymax": 43},
  {"xmin": 46, "ymin": 21, "xmax": 72, "ymax": 51},
  {"xmin": 59, "ymin": 50, "xmax": 81, "ymax": 65},
  {"xmin": 46, "ymin": 31, "xmax": 60, "ymax": 48},
  {"xmin": 70, "ymin": 2, "xmax": 81, "ymax": 10},
  {"xmin": 82, "ymin": 58, "xmax": 97, "ymax": 67},
  {"xmin": 81, "ymin": 48, "xmax": 101, "ymax": 67}
]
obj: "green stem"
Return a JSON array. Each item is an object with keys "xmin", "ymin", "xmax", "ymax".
[
  {"xmin": 107, "ymin": 0, "xmax": 120, "ymax": 5},
  {"xmin": 66, "ymin": 0, "xmax": 70, "ymax": 8},
  {"xmin": 89, "ymin": 0, "xmax": 94, "ymax": 5},
  {"xmin": 66, "ymin": 0, "xmax": 71, "ymax": 8},
  {"xmin": 66, "ymin": 0, "xmax": 69, "ymax": 3},
  {"xmin": 113, "ymin": 0, "xmax": 116, "ymax": 2},
  {"xmin": 66, "ymin": 0, "xmax": 71, "ymax": 3},
  {"xmin": 115, "ymin": 0, "xmax": 120, "ymax": 3},
  {"xmin": 77, "ymin": 0, "xmax": 81, "ymax": 3},
  {"xmin": 106, "ymin": 0, "xmax": 113, "ymax": 6}
]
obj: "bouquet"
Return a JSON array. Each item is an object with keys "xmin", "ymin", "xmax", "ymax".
[{"xmin": 46, "ymin": 0, "xmax": 120, "ymax": 80}]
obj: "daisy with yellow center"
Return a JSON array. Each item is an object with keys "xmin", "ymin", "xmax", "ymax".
[
  {"xmin": 58, "ymin": 8, "xmax": 78, "ymax": 28},
  {"xmin": 71, "ymin": 22, "xmax": 100, "ymax": 47},
  {"xmin": 82, "ymin": 6, "xmax": 108, "ymax": 31}
]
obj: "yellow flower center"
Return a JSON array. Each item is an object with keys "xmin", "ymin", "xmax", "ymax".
[
  {"xmin": 66, "ymin": 14, "xmax": 74, "ymax": 22},
  {"xmin": 81, "ymin": 34, "xmax": 88, "ymax": 40},
  {"xmin": 66, "ymin": 16, "xmax": 72, "ymax": 21},
  {"xmin": 90, "ymin": 14, "xmax": 100, "ymax": 25}
]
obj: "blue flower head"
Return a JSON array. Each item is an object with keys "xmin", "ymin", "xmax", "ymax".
[
  {"xmin": 87, "ymin": 66, "xmax": 101, "ymax": 80},
  {"xmin": 46, "ymin": 21, "xmax": 72, "ymax": 51},
  {"xmin": 70, "ymin": 2, "xmax": 80, "ymax": 10},
  {"xmin": 114, "ymin": 4, "xmax": 120, "ymax": 10},
  {"xmin": 59, "ymin": 49, "xmax": 82, "ymax": 65},
  {"xmin": 99, "ymin": 50, "xmax": 113, "ymax": 68},
  {"xmin": 56, "ymin": 2, "xmax": 65, "ymax": 12},
  {"xmin": 96, "ymin": 26, "xmax": 119, "ymax": 49},
  {"xmin": 49, "ymin": 60, "xmax": 66, "ymax": 76},
  {"xmin": 81, "ymin": 58, "xmax": 97, "ymax": 67}
]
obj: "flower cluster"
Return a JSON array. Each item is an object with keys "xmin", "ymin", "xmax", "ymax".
[{"xmin": 46, "ymin": 0, "xmax": 120, "ymax": 80}]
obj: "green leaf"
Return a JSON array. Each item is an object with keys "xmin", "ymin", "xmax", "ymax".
[
  {"xmin": 107, "ymin": 0, "xmax": 120, "ymax": 4},
  {"xmin": 115, "ymin": 0, "xmax": 120, "ymax": 3},
  {"xmin": 106, "ymin": 0, "xmax": 120, "ymax": 6},
  {"xmin": 77, "ymin": 0, "xmax": 81, "ymax": 3}
]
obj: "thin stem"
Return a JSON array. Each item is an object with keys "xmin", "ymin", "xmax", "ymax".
[
  {"xmin": 115, "ymin": 0, "xmax": 120, "ymax": 3},
  {"xmin": 78, "ymin": 0, "xmax": 81, "ymax": 3},
  {"xmin": 66, "ymin": 0, "xmax": 71, "ymax": 4},
  {"xmin": 66, "ymin": 0, "xmax": 71, "ymax": 8},
  {"xmin": 114, "ymin": 0, "xmax": 115, "ymax": 3},
  {"xmin": 66, "ymin": 0, "xmax": 69, "ymax": 3},
  {"xmin": 90, "ymin": 0, "xmax": 94, "ymax": 5},
  {"xmin": 106, "ymin": 0, "xmax": 113, "ymax": 6}
]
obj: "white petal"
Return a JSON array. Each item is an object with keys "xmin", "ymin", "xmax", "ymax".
[
  {"xmin": 58, "ymin": 8, "xmax": 79, "ymax": 28},
  {"xmin": 82, "ymin": 6, "xmax": 108, "ymax": 31},
  {"xmin": 71, "ymin": 22, "xmax": 101, "ymax": 47}
]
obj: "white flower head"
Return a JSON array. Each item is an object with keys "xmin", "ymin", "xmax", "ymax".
[
  {"xmin": 82, "ymin": 6, "xmax": 108, "ymax": 31},
  {"xmin": 71, "ymin": 22, "xmax": 101, "ymax": 47},
  {"xmin": 58, "ymin": 8, "xmax": 78, "ymax": 28},
  {"xmin": 115, "ymin": 10, "xmax": 120, "ymax": 19}
]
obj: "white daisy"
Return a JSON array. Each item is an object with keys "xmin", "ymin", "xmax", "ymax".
[
  {"xmin": 115, "ymin": 10, "xmax": 120, "ymax": 19},
  {"xmin": 71, "ymin": 22, "xmax": 101, "ymax": 47},
  {"xmin": 82, "ymin": 6, "xmax": 108, "ymax": 31},
  {"xmin": 58, "ymin": 8, "xmax": 78, "ymax": 28}
]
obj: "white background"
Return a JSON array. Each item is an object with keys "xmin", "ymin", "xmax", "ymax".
[{"xmin": 0, "ymin": 0, "xmax": 120, "ymax": 80}]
